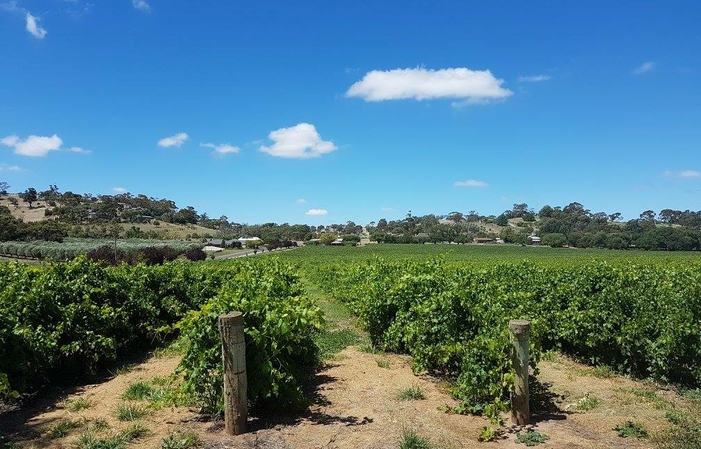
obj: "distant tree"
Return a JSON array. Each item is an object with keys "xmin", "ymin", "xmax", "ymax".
[
  {"xmin": 319, "ymin": 233, "xmax": 336, "ymax": 245},
  {"xmin": 608, "ymin": 212, "xmax": 622, "ymax": 222},
  {"xmin": 639, "ymin": 210, "xmax": 657, "ymax": 222},
  {"xmin": 0, "ymin": 181, "xmax": 9, "ymax": 195},
  {"xmin": 541, "ymin": 233, "xmax": 567, "ymax": 247},
  {"xmin": 538, "ymin": 205, "xmax": 554, "ymax": 218},
  {"xmin": 20, "ymin": 188, "xmax": 38, "ymax": 208},
  {"xmin": 495, "ymin": 214, "xmax": 508, "ymax": 226},
  {"xmin": 447, "ymin": 211, "xmax": 464, "ymax": 223}
]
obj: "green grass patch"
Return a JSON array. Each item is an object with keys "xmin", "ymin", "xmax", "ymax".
[
  {"xmin": 122, "ymin": 381, "xmax": 155, "ymax": 401},
  {"xmin": 76, "ymin": 423, "xmax": 149, "ymax": 449},
  {"xmin": 46, "ymin": 418, "xmax": 86, "ymax": 439},
  {"xmin": 397, "ymin": 384, "xmax": 425, "ymax": 401},
  {"xmin": 64, "ymin": 397, "xmax": 93, "ymax": 412},
  {"xmin": 116, "ymin": 404, "xmax": 148, "ymax": 421},
  {"xmin": 614, "ymin": 421, "xmax": 648, "ymax": 438},
  {"xmin": 515, "ymin": 430, "xmax": 550, "ymax": 446},
  {"xmin": 376, "ymin": 358, "xmax": 390, "ymax": 369},
  {"xmin": 399, "ymin": 428, "xmax": 433, "ymax": 449},
  {"xmin": 315, "ymin": 329, "xmax": 362, "ymax": 360},
  {"xmin": 575, "ymin": 394, "xmax": 599, "ymax": 411},
  {"xmin": 161, "ymin": 431, "xmax": 200, "ymax": 449}
]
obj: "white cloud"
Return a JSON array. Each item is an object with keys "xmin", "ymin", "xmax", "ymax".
[
  {"xmin": 454, "ymin": 179, "xmax": 488, "ymax": 188},
  {"xmin": 132, "ymin": 0, "xmax": 150, "ymax": 12},
  {"xmin": 679, "ymin": 170, "xmax": 701, "ymax": 178},
  {"xmin": 296, "ymin": 198, "xmax": 306, "ymax": 204},
  {"xmin": 633, "ymin": 61, "xmax": 655, "ymax": 75},
  {"xmin": 306, "ymin": 208, "xmax": 328, "ymax": 216},
  {"xmin": 1, "ymin": 134, "xmax": 62, "ymax": 157},
  {"xmin": 68, "ymin": 146, "xmax": 91, "ymax": 154},
  {"xmin": 665, "ymin": 169, "xmax": 701, "ymax": 179},
  {"xmin": 200, "ymin": 142, "xmax": 240, "ymax": 156},
  {"xmin": 158, "ymin": 132, "xmax": 188, "ymax": 148},
  {"xmin": 0, "ymin": 163, "xmax": 22, "ymax": 172},
  {"xmin": 259, "ymin": 123, "xmax": 336, "ymax": 159},
  {"xmin": 381, "ymin": 207, "xmax": 396, "ymax": 212},
  {"xmin": 113, "ymin": 187, "xmax": 128, "ymax": 193},
  {"xmin": 1, "ymin": 2, "xmax": 21, "ymax": 12},
  {"xmin": 346, "ymin": 67, "xmax": 512, "ymax": 105},
  {"xmin": 517, "ymin": 75, "xmax": 551, "ymax": 83},
  {"xmin": 25, "ymin": 12, "xmax": 47, "ymax": 39}
]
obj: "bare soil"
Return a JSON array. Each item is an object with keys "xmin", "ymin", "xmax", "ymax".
[{"xmin": 1, "ymin": 347, "xmax": 688, "ymax": 449}]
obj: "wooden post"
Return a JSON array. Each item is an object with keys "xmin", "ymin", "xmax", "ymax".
[
  {"xmin": 219, "ymin": 312, "xmax": 247, "ymax": 435},
  {"xmin": 509, "ymin": 319, "xmax": 530, "ymax": 425}
]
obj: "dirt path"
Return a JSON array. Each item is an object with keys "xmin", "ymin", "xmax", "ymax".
[{"xmin": 2, "ymin": 346, "xmax": 690, "ymax": 449}]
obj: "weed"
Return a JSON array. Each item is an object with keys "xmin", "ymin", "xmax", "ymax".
[
  {"xmin": 399, "ymin": 429, "xmax": 432, "ymax": 449},
  {"xmin": 515, "ymin": 430, "xmax": 550, "ymax": 446},
  {"xmin": 120, "ymin": 423, "xmax": 149, "ymax": 441},
  {"xmin": 92, "ymin": 419, "xmax": 109, "ymax": 431},
  {"xmin": 478, "ymin": 426, "xmax": 498, "ymax": 442},
  {"xmin": 76, "ymin": 433, "xmax": 125, "ymax": 449},
  {"xmin": 64, "ymin": 397, "xmax": 93, "ymax": 412},
  {"xmin": 575, "ymin": 394, "xmax": 599, "ymax": 411},
  {"xmin": 397, "ymin": 384, "xmax": 425, "ymax": 401},
  {"xmin": 614, "ymin": 421, "xmax": 648, "ymax": 438},
  {"xmin": 376, "ymin": 358, "xmax": 390, "ymax": 369},
  {"xmin": 122, "ymin": 381, "xmax": 154, "ymax": 401},
  {"xmin": 684, "ymin": 389, "xmax": 701, "ymax": 401},
  {"xmin": 540, "ymin": 349, "xmax": 559, "ymax": 362},
  {"xmin": 315, "ymin": 329, "xmax": 361, "ymax": 360},
  {"xmin": 46, "ymin": 418, "xmax": 85, "ymax": 439},
  {"xmin": 359, "ymin": 343, "xmax": 381, "ymax": 354},
  {"xmin": 116, "ymin": 404, "xmax": 148, "ymax": 421},
  {"xmin": 592, "ymin": 365, "xmax": 614, "ymax": 378},
  {"xmin": 161, "ymin": 431, "xmax": 200, "ymax": 449}
]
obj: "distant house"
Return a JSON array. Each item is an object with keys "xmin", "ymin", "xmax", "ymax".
[
  {"xmin": 206, "ymin": 239, "xmax": 241, "ymax": 248},
  {"xmin": 473, "ymin": 237, "xmax": 495, "ymax": 244},
  {"xmin": 330, "ymin": 238, "xmax": 344, "ymax": 245},
  {"xmin": 528, "ymin": 234, "xmax": 541, "ymax": 245},
  {"xmin": 237, "ymin": 237, "xmax": 262, "ymax": 247}
]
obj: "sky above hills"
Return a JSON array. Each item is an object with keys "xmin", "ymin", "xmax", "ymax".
[{"xmin": 1, "ymin": 1, "xmax": 700, "ymax": 225}]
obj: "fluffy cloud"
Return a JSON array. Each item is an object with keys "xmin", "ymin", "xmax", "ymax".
[
  {"xmin": 158, "ymin": 132, "xmax": 188, "ymax": 148},
  {"xmin": 0, "ymin": 163, "xmax": 22, "ymax": 172},
  {"xmin": 25, "ymin": 12, "xmax": 47, "ymax": 39},
  {"xmin": 68, "ymin": 146, "xmax": 91, "ymax": 154},
  {"xmin": 200, "ymin": 142, "xmax": 240, "ymax": 156},
  {"xmin": 259, "ymin": 123, "xmax": 336, "ymax": 159},
  {"xmin": 633, "ymin": 61, "xmax": 655, "ymax": 75},
  {"xmin": 113, "ymin": 187, "xmax": 128, "ymax": 193},
  {"xmin": 306, "ymin": 208, "xmax": 328, "ymax": 216},
  {"xmin": 517, "ymin": 75, "xmax": 551, "ymax": 83},
  {"xmin": 1, "ymin": 134, "xmax": 62, "ymax": 157},
  {"xmin": 664, "ymin": 169, "xmax": 700, "ymax": 178},
  {"xmin": 132, "ymin": 0, "xmax": 150, "ymax": 12},
  {"xmin": 454, "ymin": 179, "xmax": 488, "ymax": 188},
  {"xmin": 296, "ymin": 198, "xmax": 306, "ymax": 204},
  {"xmin": 346, "ymin": 67, "xmax": 512, "ymax": 105}
]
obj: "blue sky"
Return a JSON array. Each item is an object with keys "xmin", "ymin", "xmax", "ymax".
[{"xmin": 1, "ymin": 1, "xmax": 699, "ymax": 225}]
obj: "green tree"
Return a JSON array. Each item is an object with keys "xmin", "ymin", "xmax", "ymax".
[
  {"xmin": 495, "ymin": 214, "xmax": 508, "ymax": 226},
  {"xmin": 0, "ymin": 181, "xmax": 9, "ymax": 195},
  {"xmin": 20, "ymin": 188, "xmax": 38, "ymax": 208}
]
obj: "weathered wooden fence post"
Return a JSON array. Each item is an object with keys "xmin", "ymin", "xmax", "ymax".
[
  {"xmin": 508, "ymin": 319, "xmax": 530, "ymax": 425},
  {"xmin": 219, "ymin": 312, "xmax": 247, "ymax": 435}
]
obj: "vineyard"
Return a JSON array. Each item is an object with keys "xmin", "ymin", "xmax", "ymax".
[
  {"xmin": 0, "ymin": 257, "xmax": 321, "ymax": 410},
  {"xmin": 0, "ymin": 238, "xmax": 202, "ymax": 260},
  {"xmin": 1, "ymin": 245, "xmax": 701, "ymax": 447},
  {"xmin": 287, "ymin": 246, "xmax": 701, "ymax": 425}
]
